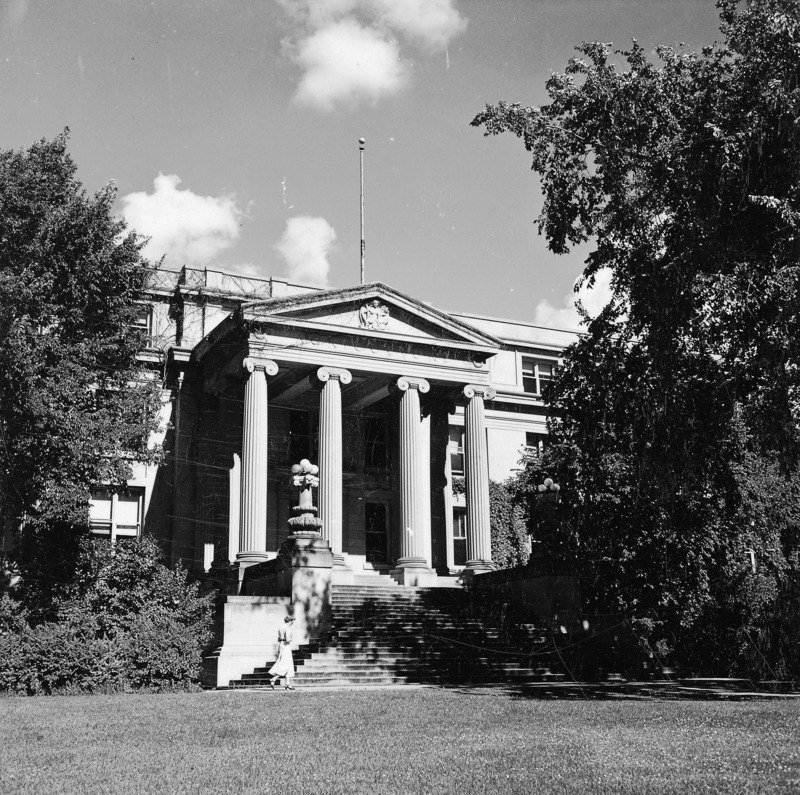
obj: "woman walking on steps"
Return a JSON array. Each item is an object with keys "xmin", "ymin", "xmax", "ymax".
[{"xmin": 268, "ymin": 616, "xmax": 296, "ymax": 690}]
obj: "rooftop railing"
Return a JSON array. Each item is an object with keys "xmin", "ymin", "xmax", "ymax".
[{"xmin": 143, "ymin": 266, "xmax": 318, "ymax": 299}]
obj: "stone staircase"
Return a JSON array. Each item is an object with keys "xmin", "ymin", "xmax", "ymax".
[{"xmin": 228, "ymin": 580, "xmax": 558, "ymax": 689}]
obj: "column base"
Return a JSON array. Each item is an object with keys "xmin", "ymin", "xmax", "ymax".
[
  {"xmin": 236, "ymin": 551, "xmax": 273, "ymax": 564},
  {"xmin": 465, "ymin": 559, "xmax": 496, "ymax": 573},
  {"xmin": 390, "ymin": 560, "xmax": 438, "ymax": 587},
  {"xmin": 394, "ymin": 556, "xmax": 429, "ymax": 569}
]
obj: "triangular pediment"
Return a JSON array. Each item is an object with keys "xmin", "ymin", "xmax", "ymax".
[{"xmin": 240, "ymin": 283, "xmax": 501, "ymax": 352}]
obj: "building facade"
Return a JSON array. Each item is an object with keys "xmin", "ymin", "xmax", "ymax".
[{"xmin": 90, "ymin": 267, "xmax": 578, "ymax": 582}]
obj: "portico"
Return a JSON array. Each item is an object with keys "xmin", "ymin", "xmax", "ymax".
[{"xmin": 192, "ymin": 283, "xmax": 502, "ymax": 582}]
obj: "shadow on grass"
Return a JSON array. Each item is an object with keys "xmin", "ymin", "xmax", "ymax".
[{"xmin": 437, "ymin": 680, "xmax": 800, "ymax": 702}]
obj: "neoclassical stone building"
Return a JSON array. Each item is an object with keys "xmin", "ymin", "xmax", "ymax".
[
  {"xmin": 97, "ymin": 269, "xmax": 574, "ymax": 584},
  {"xmin": 88, "ymin": 267, "xmax": 581, "ymax": 684},
  {"xmin": 198, "ymin": 281, "xmax": 507, "ymax": 585},
  {"xmin": 93, "ymin": 266, "xmax": 578, "ymax": 584}
]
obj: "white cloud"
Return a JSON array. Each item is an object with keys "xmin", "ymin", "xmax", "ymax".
[
  {"xmin": 293, "ymin": 20, "xmax": 408, "ymax": 111},
  {"xmin": 276, "ymin": 215, "xmax": 336, "ymax": 287},
  {"xmin": 120, "ymin": 174, "xmax": 241, "ymax": 266},
  {"xmin": 275, "ymin": 0, "xmax": 466, "ymax": 111},
  {"xmin": 532, "ymin": 268, "xmax": 614, "ymax": 331},
  {"xmin": 374, "ymin": 0, "xmax": 467, "ymax": 50}
]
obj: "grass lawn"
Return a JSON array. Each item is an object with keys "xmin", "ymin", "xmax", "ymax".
[{"xmin": 2, "ymin": 687, "xmax": 798, "ymax": 795}]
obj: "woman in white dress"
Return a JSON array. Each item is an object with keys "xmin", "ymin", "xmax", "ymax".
[{"xmin": 268, "ymin": 616, "xmax": 296, "ymax": 690}]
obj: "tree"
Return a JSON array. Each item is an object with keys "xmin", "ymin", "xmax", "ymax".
[
  {"xmin": 0, "ymin": 132, "xmax": 163, "ymax": 605},
  {"xmin": 473, "ymin": 0, "xmax": 800, "ymax": 676}
]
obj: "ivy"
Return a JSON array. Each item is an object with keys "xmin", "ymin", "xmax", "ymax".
[{"xmin": 490, "ymin": 480, "xmax": 529, "ymax": 570}]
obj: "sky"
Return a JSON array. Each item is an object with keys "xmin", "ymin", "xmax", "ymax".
[{"xmin": 0, "ymin": 0, "xmax": 725, "ymax": 328}]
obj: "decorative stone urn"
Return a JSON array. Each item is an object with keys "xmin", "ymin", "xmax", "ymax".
[
  {"xmin": 287, "ymin": 458, "xmax": 323, "ymax": 537},
  {"xmin": 280, "ymin": 457, "xmax": 333, "ymax": 571}
]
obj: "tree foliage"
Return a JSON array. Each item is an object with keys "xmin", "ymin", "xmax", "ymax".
[
  {"xmin": 0, "ymin": 133, "xmax": 163, "ymax": 589},
  {"xmin": 473, "ymin": 0, "xmax": 800, "ymax": 676}
]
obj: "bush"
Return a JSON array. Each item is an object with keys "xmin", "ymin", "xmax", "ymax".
[
  {"xmin": 0, "ymin": 591, "xmax": 29, "ymax": 634},
  {"xmin": 0, "ymin": 536, "xmax": 213, "ymax": 695},
  {"xmin": 0, "ymin": 616, "xmax": 128, "ymax": 695}
]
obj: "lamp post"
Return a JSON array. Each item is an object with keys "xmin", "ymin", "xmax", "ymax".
[
  {"xmin": 359, "ymin": 137, "xmax": 365, "ymax": 285},
  {"xmin": 531, "ymin": 478, "xmax": 562, "ymax": 560}
]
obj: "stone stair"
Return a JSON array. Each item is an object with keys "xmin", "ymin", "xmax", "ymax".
[{"xmin": 228, "ymin": 582, "xmax": 558, "ymax": 689}]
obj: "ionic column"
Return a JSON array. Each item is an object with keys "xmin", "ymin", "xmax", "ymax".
[
  {"xmin": 238, "ymin": 356, "xmax": 278, "ymax": 562},
  {"xmin": 228, "ymin": 453, "xmax": 241, "ymax": 563},
  {"xmin": 395, "ymin": 376, "xmax": 431, "ymax": 569},
  {"xmin": 316, "ymin": 366, "xmax": 352, "ymax": 564},
  {"xmin": 419, "ymin": 405, "xmax": 432, "ymax": 568},
  {"xmin": 428, "ymin": 395, "xmax": 455, "ymax": 572},
  {"xmin": 463, "ymin": 384, "xmax": 496, "ymax": 572}
]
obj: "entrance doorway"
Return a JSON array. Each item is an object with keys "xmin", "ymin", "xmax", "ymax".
[{"xmin": 365, "ymin": 503, "xmax": 389, "ymax": 565}]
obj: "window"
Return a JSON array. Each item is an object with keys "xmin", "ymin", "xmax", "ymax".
[
  {"xmin": 525, "ymin": 432, "xmax": 549, "ymax": 457},
  {"xmin": 132, "ymin": 304, "xmax": 153, "ymax": 344},
  {"xmin": 289, "ymin": 410, "xmax": 318, "ymax": 462},
  {"xmin": 89, "ymin": 488, "xmax": 144, "ymax": 542},
  {"xmin": 522, "ymin": 357, "xmax": 557, "ymax": 396},
  {"xmin": 169, "ymin": 294, "xmax": 184, "ymax": 346},
  {"xmin": 448, "ymin": 426, "xmax": 464, "ymax": 475},
  {"xmin": 363, "ymin": 416, "xmax": 388, "ymax": 470},
  {"xmin": 452, "ymin": 508, "xmax": 467, "ymax": 567}
]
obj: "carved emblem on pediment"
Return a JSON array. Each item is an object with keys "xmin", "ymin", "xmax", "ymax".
[{"xmin": 359, "ymin": 299, "xmax": 390, "ymax": 330}]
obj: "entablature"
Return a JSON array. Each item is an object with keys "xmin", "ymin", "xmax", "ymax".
[{"xmin": 193, "ymin": 282, "xmax": 504, "ymax": 399}]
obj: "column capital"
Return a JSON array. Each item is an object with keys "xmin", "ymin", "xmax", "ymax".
[
  {"xmin": 243, "ymin": 357, "xmax": 279, "ymax": 377},
  {"xmin": 396, "ymin": 376, "xmax": 430, "ymax": 394},
  {"xmin": 316, "ymin": 366, "xmax": 352, "ymax": 385},
  {"xmin": 463, "ymin": 383, "xmax": 496, "ymax": 401}
]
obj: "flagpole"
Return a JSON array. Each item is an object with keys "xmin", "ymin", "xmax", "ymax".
[{"xmin": 359, "ymin": 137, "xmax": 365, "ymax": 285}]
